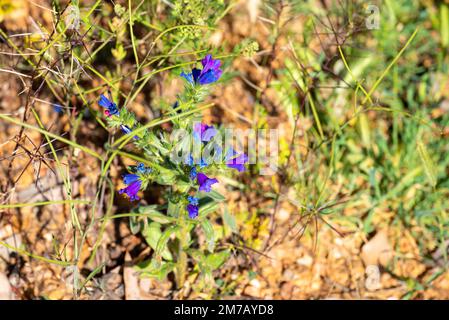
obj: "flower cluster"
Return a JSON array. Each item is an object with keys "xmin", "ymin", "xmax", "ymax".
[
  {"xmin": 98, "ymin": 54, "xmax": 248, "ymax": 220},
  {"xmin": 183, "ymin": 120, "xmax": 248, "ymax": 219},
  {"xmin": 118, "ymin": 163, "xmax": 152, "ymax": 201}
]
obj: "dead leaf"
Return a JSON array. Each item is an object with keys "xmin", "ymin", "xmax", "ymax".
[{"xmin": 123, "ymin": 252, "xmax": 141, "ymax": 300}]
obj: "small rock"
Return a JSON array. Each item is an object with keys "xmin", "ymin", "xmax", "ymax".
[
  {"xmin": 361, "ymin": 230, "xmax": 393, "ymax": 266},
  {"xmin": 296, "ymin": 255, "xmax": 313, "ymax": 267},
  {"xmin": 278, "ymin": 208, "xmax": 290, "ymax": 222},
  {"xmin": 249, "ymin": 278, "xmax": 261, "ymax": 289}
]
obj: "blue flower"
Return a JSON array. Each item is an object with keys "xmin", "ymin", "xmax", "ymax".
[
  {"xmin": 53, "ymin": 104, "xmax": 63, "ymax": 114},
  {"xmin": 197, "ymin": 172, "xmax": 218, "ymax": 192},
  {"xmin": 119, "ymin": 173, "xmax": 142, "ymax": 201},
  {"xmin": 187, "ymin": 195, "xmax": 199, "ymax": 206},
  {"xmin": 193, "ymin": 122, "xmax": 217, "ymax": 142},
  {"xmin": 187, "ymin": 204, "xmax": 199, "ymax": 219},
  {"xmin": 181, "ymin": 54, "xmax": 223, "ymax": 85},
  {"xmin": 136, "ymin": 163, "xmax": 151, "ymax": 174},
  {"xmin": 180, "ymin": 69, "xmax": 200, "ymax": 85},
  {"xmin": 120, "ymin": 124, "xmax": 132, "ymax": 134},
  {"xmin": 120, "ymin": 124, "xmax": 139, "ymax": 140},
  {"xmin": 225, "ymin": 149, "xmax": 248, "ymax": 172},
  {"xmin": 190, "ymin": 166, "xmax": 197, "ymax": 180},
  {"xmin": 98, "ymin": 94, "xmax": 119, "ymax": 117},
  {"xmin": 199, "ymin": 54, "xmax": 223, "ymax": 84},
  {"xmin": 199, "ymin": 157, "xmax": 208, "ymax": 168}
]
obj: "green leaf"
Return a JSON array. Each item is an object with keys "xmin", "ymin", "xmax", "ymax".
[
  {"xmin": 156, "ymin": 225, "xmax": 180, "ymax": 258},
  {"xmin": 135, "ymin": 259, "xmax": 175, "ymax": 280},
  {"xmin": 186, "ymin": 248, "xmax": 204, "ymax": 262},
  {"xmin": 205, "ymin": 190, "xmax": 226, "ymax": 202},
  {"xmin": 199, "ymin": 201, "xmax": 219, "ymax": 217},
  {"xmin": 146, "ymin": 131, "xmax": 170, "ymax": 155},
  {"xmin": 205, "ymin": 250, "xmax": 230, "ymax": 270},
  {"xmin": 129, "ymin": 215, "xmax": 143, "ymax": 235},
  {"xmin": 417, "ymin": 139, "xmax": 437, "ymax": 187},
  {"xmin": 441, "ymin": 4, "xmax": 449, "ymax": 48},
  {"xmin": 137, "ymin": 206, "xmax": 174, "ymax": 224},
  {"xmin": 223, "ymin": 206, "xmax": 237, "ymax": 233},
  {"xmin": 358, "ymin": 113, "xmax": 371, "ymax": 147},
  {"xmin": 176, "ymin": 179, "xmax": 191, "ymax": 193},
  {"xmin": 147, "ymin": 212, "xmax": 175, "ymax": 224},
  {"xmin": 167, "ymin": 200, "xmax": 181, "ymax": 217},
  {"xmin": 201, "ymin": 220, "xmax": 215, "ymax": 252},
  {"xmin": 111, "ymin": 43, "xmax": 126, "ymax": 61},
  {"xmin": 79, "ymin": 262, "xmax": 106, "ymax": 292},
  {"xmin": 142, "ymin": 222, "xmax": 173, "ymax": 261},
  {"xmin": 155, "ymin": 167, "xmax": 177, "ymax": 185}
]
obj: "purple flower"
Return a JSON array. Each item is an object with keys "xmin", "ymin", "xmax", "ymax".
[
  {"xmin": 181, "ymin": 54, "xmax": 223, "ymax": 85},
  {"xmin": 193, "ymin": 122, "xmax": 217, "ymax": 142},
  {"xmin": 98, "ymin": 94, "xmax": 119, "ymax": 117},
  {"xmin": 187, "ymin": 204, "xmax": 199, "ymax": 219},
  {"xmin": 197, "ymin": 172, "xmax": 218, "ymax": 193},
  {"xmin": 225, "ymin": 149, "xmax": 248, "ymax": 172},
  {"xmin": 119, "ymin": 173, "xmax": 142, "ymax": 201}
]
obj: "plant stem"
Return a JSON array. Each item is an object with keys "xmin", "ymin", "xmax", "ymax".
[{"xmin": 176, "ymin": 215, "xmax": 188, "ymax": 292}]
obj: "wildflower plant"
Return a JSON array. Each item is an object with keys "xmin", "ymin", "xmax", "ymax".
[{"xmin": 98, "ymin": 54, "xmax": 247, "ymax": 290}]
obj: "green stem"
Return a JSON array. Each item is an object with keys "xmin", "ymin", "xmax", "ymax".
[{"xmin": 176, "ymin": 215, "xmax": 188, "ymax": 291}]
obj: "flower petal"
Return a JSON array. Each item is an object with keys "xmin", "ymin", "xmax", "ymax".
[
  {"xmin": 197, "ymin": 172, "xmax": 218, "ymax": 192},
  {"xmin": 123, "ymin": 173, "xmax": 139, "ymax": 185},
  {"xmin": 201, "ymin": 54, "xmax": 221, "ymax": 75},
  {"xmin": 187, "ymin": 204, "xmax": 199, "ymax": 219},
  {"xmin": 198, "ymin": 69, "xmax": 221, "ymax": 85},
  {"xmin": 119, "ymin": 179, "xmax": 142, "ymax": 201},
  {"xmin": 98, "ymin": 94, "xmax": 112, "ymax": 108},
  {"xmin": 180, "ymin": 71, "xmax": 194, "ymax": 84},
  {"xmin": 192, "ymin": 68, "xmax": 201, "ymax": 83},
  {"xmin": 226, "ymin": 151, "xmax": 248, "ymax": 172}
]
